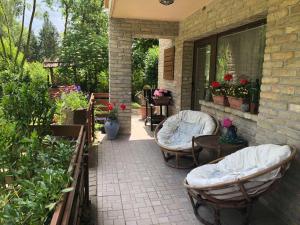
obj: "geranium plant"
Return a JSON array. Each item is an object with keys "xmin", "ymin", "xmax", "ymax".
[
  {"xmin": 153, "ymin": 88, "xmax": 171, "ymax": 97},
  {"xmin": 210, "ymin": 81, "xmax": 226, "ymax": 96},
  {"xmin": 226, "ymin": 79, "xmax": 250, "ymax": 99},
  {"xmin": 107, "ymin": 102, "xmax": 127, "ymax": 120}
]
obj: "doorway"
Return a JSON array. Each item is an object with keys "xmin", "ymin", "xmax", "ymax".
[{"xmin": 192, "ymin": 36, "xmax": 217, "ymax": 110}]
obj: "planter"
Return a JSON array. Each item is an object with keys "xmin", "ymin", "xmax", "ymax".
[
  {"xmin": 212, "ymin": 95, "xmax": 229, "ymax": 106},
  {"xmin": 104, "ymin": 119, "xmax": 120, "ymax": 140},
  {"xmin": 153, "ymin": 96, "xmax": 171, "ymax": 105},
  {"xmin": 228, "ymin": 97, "xmax": 246, "ymax": 110},
  {"xmin": 241, "ymin": 103, "xmax": 250, "ymax": 112},
  {"xmin": 62, "ymin": 108, "xmax": 74, "ymax": 124},
  {"xmin": 140, "ymin": 105, "xmax": 147, "ymax": 120},
  {"xmin": 250, "ymin": 102, "xmax": 259, "ymax": 114}
]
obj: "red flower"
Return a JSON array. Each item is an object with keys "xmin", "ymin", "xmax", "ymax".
[
  {"xmin": 120, "ymin": 103, "xmax": 126, "ymax": 111},
  {"xmin": 240, "ymin": 79, "xmax": 249, "ymax": 85},
  {"xmin": 211, "ymin": 81, "xmax": 221, "ymax": 88},
  {"xmin": 108, "ymin": 103, "xmax": 114, "ymax": 111},
  {"xmin": 224, "ymin": 73, "xmax": 233, "ymax": 81}
]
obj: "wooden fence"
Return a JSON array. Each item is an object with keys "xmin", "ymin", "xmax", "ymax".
[{"xmin": 50, "ymin": 93, "xmax": 96, "ymax": 225}]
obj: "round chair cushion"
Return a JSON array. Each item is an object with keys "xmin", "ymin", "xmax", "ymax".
[
  {"xmin": 157, "ymin": 110, "xmax": 216, "ymax": 150},
  {"xmin": 186, "ymin": 144, "xmax": 291, "ymax": 189}
]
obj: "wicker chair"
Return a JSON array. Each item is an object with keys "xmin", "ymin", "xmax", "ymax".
[
  {"xmin": 154, "ymin": 110, "xmax": 219, "ymax": 169},
  {"xmin": 184, "ymin": 145, "xmax": 297, "ymax": 225}
]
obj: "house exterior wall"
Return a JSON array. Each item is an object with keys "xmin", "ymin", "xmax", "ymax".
[
  {"xmin": 109, "ymin": 0, "xmax": 300, "ymax": 222},
  {"xmin": 157, "ymin": 0, "xmax": 300, "ymax": 224}
]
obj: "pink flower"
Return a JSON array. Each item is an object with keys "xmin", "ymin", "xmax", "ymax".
[
  {"xmin": 222, "ymin": 118, "xmax": 233, "ymax": 128},
  {"xmin": 154, "ymin": 90, "xmax": 163, "ymax": 97}
]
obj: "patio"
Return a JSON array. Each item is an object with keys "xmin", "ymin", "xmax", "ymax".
[{"xmin": 93, "ymin": 115, "xmax": 287, "ymax": 225}]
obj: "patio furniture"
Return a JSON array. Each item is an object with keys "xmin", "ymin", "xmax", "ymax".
[
  {"xmin": 184, "ymin": 144, "xmax": 297, "ymax": 225},
  {"xmin": 154, "ymin": 110, "xmax": 219, "ymax": 169},
  {"xmin": 192, "ymin": 135, "xmax": 248, "ymax": 162},
  {"xmin": 144, "ymin": 89, "xmax": 171, "ymax": 131}
]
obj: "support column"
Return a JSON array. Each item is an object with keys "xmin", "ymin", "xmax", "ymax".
[{"xmin": 109, "ymin": 19, "xmax": 132, "ymax": 134}]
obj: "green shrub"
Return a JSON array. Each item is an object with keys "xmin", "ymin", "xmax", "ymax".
[
  {"xmin": 1, "ymin": 73, "xmax": 55, "ymax": 136},
  {"xmin": 144, "ymin": 46, "xmax": 159, "ymax": 88},
  {"xmin": 25, "ymin": 62, "xmax": 49, "ymax": 83},
  {"xmin": 132, "ymin": 102, "xmax": 141, "ymax": 109},
  {"xmin": 0, "ymin": 134, "xmax": 75, "ymax": 225},
  {"xmin": 55, "ymin": 91, "xmax": 88, "ymax": 124}
]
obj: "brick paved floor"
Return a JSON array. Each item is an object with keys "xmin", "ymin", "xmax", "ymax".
[{"xmin": 95, "ymin": 115, "xmax": 286, "ymax": 225}]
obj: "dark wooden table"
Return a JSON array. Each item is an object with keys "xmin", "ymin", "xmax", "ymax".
[{"xmin": 192, "ymin": 135, "xmax": 248, "ymax": 158}]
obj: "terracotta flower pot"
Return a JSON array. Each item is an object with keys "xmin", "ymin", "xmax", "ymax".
[
  {"xmin": 212, "ymin": 95, "xmax": 229, "ymax": 106},
  {"xmin": 228, "ymin": 97, "xmax": 245, "ymax": 110},
  {"xmin": 250, "ymin": 102, "xmax": 258, "ymax": 114},
  {"xmin": 140, "ymin": 105, "xmax": 147, "ymax": 120}
]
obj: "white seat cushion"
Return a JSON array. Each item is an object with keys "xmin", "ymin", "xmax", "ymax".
[
  {"xmin": 186, "ymin": 144, "xmax": 291, "ymax": 189},
  {"xmin": 157, "ymin": 110, "xmax": 216, "ymax": 150}
]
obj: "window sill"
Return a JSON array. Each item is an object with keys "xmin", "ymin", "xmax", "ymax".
[{"xmin": 199, "ymin": 100, "xmax": 258, "ymax": 122}]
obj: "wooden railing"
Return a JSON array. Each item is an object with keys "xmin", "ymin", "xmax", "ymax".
[{"xmin": 50, "ymin": 93, "xmax": 96, "ymax": 225}]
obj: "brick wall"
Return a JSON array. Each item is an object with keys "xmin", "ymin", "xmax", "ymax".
[
  {"xmin": 255, "ymin": 1, "xmax": 300, "ymax": 223},
  {"xmin": 159, "ymin": 0, "xmax": 300, "ymax": 223},
  {"xmin": 109, "ymin": 0, "xmax": 300, "ymax": 222},
  {"xmin": 158, "ymin": 39, "xmax": 176, "ymax": 114},
  {"xmin": 109, "ymin": 18, "xmax": 178, "ymax": 134}
]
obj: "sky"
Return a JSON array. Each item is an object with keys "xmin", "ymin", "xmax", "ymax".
[{"xmin": 24, "ymin": 1, "xmax": 65, "ymax": 35}]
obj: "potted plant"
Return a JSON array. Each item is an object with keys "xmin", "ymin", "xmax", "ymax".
[
  {"xmin": 104, "ymin": 102, "xmax": 127, "ymax": 140},
  {"xmin": 210, "ymin": 81, "xmax": 228, "ymax": 106},
  {"xmin": 54, "ymin": 91, "xmax": 88, "ymax": 124},
  {"xmin": 138, "ymin": 85, "xmax": 152, "ymax": 119},
  {"xmin": 227, "ymin": 79, "xmax": 250, "ymax": 110},
  {"xmin": 152, "ymin": 88, "xmax": 171, "ymax": 105}
]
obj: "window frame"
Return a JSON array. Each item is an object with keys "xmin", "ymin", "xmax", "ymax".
[{"xmin": 191, "ymin": 19, "xmax": 267, "ymax": 108}]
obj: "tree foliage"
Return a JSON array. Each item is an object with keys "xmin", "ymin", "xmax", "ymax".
[
  {"xmin": 38, "ymin": 12, "xmax": 60, "ymax": 60},
  {"xmin": 132, "ymin": 39, "xmax": 159, "ymax": 99},
  {"xmin": 59, "ymin": 0, "xmax": 108, "ymax": 92}
]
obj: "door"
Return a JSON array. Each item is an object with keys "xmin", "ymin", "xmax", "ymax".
[{"xmin": 192, "ymin": 36, "xmax": 217, "ymax": 110}]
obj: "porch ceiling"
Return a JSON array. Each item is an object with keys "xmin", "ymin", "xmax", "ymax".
[{"xmin": 108, "ymin": 0, "xmax": 212, "ymax": 21}]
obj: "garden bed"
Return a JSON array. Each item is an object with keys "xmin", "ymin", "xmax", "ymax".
[{"xmin": 50, "ymin": 124, "xmax": 88, "ymax": 225}]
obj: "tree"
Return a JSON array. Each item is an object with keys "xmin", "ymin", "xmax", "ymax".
[
  {"xmin": 59, "ymin": 0, "xmax": 108, "ymax": 92},
  {"xmin": 38, "ymin": 12, "xmax": 60, "ymax": 60},
  {"xmin": 0, "ymin": 0, "xmax": 37, "ymax": 68},
  {"xmin": 144, "ymin": 46, "xmax": 159, "ymax": 87},
  {"xmin": 27, "ymin": 32, "xmax": 40, "ymax": 62},
  {"xmin": 131, "ymin": 38, "xmax": 158, "ymax": 98}
]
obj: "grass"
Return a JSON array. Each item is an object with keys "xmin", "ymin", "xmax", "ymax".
[{"xmin": 132, "ymin": 102, "xmax": 141, "ymax": 109}]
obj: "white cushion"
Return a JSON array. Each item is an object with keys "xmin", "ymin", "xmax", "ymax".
[
  {"xmin": 157, "ymin": 110, "xmax": 216, "ymax": 150},
  {"xmin": 186, "ymin": 144, "xmax": 291, "ymax": 199}
]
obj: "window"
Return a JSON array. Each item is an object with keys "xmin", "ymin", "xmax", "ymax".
[
  {"xmin": 192, "ymin": 20, "xmax": 266, "ymax": 107},
  {"xmin": 216, "ymin": 24, "xmax": 266, "ymax": 82}
]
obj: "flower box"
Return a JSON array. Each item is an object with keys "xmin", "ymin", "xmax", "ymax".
[
  {"xmin": 227, "ymin": 96, "xmax": 246, "ymax": 110},
  {"xmin": 212, "ymin": 95, "xmax": 229, "ymax": 106}
]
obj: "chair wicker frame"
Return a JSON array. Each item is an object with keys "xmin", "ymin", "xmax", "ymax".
[
  {"xmin": 184, "ymin": 146, "xmax": 297, "ymax": 225},
  {"xmin": 154, "ymin": 113, "xmax": 220, "ymax": 169}
]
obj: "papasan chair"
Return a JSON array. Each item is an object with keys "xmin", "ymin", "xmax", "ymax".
[
  {"xmin": 184, "ymin": 144, "xmax": 297, "ymax": 225},
  {"xmin": 154, "ymin": 110, "xmax": 219, "ymax": 169}
]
